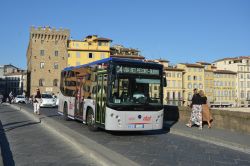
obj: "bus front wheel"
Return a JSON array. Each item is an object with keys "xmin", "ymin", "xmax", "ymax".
[{"xmin": 87, "ymin": 108, "xmax": 98, "ymax": 131}]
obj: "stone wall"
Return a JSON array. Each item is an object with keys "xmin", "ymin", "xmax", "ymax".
[{"xmin": 164, "ymin": 105, "xmax": 250, "ymax": 134}]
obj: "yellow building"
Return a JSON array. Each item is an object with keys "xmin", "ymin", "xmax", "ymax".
[
  {"xmin": 67, "ymin": 35, "xmax": 112, "ymax": 66},
  {"xmin": 177, "ymin": 63, "xmax": 205, "ymax": 106},
  {"xmin": 196, "ymin": 62, "xmax": 214, "ymax": 103},
  {"xmin": 164, "ymin": 67, "xmax": 184, "ymax": 106},
  {"xmin": 212, "ymin": 70, "xmax": 237, "ymax": 107},
  {"xmin": 154, "ymin": 59, "xmax": 184, "ymax": 106}
]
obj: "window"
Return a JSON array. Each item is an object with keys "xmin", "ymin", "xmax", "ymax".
[
  {"xmin": 41, "ymin": 40, "xmax": 44, "ymax": 44},
  {"xmin": 188, "ymin": 93, "xmax": 192, "ymax": 101},
  {"xmin": 188, "ymin": 83, "xmax": 192, "ymax": 89},
  {"xmin": 167, "ymin": 92, "xmax": 170, "ymax": 100},
  {"xmin": 193, "ymin": 76, "xmax": 197, "ymax": 80},
  {"xmin": 173, "ymin": 92, "xmax": 175, "ymax": 100},
  {"xmin": 101, "ymin": 53, "xmax": 105, "ymax": 59},
  {"xmin": 76, "ymin": 52, "xmax": 80, "ymax": 58},
  {"xmin": 178, "ymin": 92, "xmax": 181, "ymax": 99},
  {"xmin": 68, "ymin": 53, "xmax": 70, "ymax": 57},
  {"xmin": 241, "ymin": 90, "xmax": 245, "ymax": 98},
  {"xmin": 54, "ymin": 62, "xmax": 58, "ymax": 69},
  {"xmin": 40, "ymin": 62, "xmax": 45, "ymax": 69},
  {"xmin": 199, "ymin": 83, "xmax": 203, "ymax": 89},
  {"xmin": 172, "ymin": 80, "xmax": 176, "ymax": 87},
  {"xmin": 98, "ymin": 41, "xmax": 102, "ymax": 46},
  {"xmin": 240, "ymin": 81, "xmax": 244, "ymax": 88},
  {"xmin": 178, "ymin": 81, "xmax": 182, "ymax": 88},
  {"xmin": 40, "ymin": 50, "xmax": 44, "ymax": 56},
  {"xmin": 53, "ymin": 79, "xmax": 58, "ymax": 86},
  {"xmin": 55, "ymin": 50, "xmax": 59, "ymax": 56},
  {"xmin": 188, "ymin": 75, "xmax": 191, "ymax": 80},
  {"xmin": 193, "ymin": 83, "xmax": 197, "ymax": 89},
  {"xmin": 89, "ymin": 53, "xmax": 93, "ymax": 58},
  {"xmin": 240, "ymin": 74, "xmax": 244, "ymax": 79},
  {"xmin": 248, "ymin": 81, "xmax": 250, "ymax": 88},
  {"xmin": 39, "ymin": 79, "xmax": 45, "ymax": 86}
]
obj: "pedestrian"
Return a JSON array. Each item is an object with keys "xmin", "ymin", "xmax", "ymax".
[
  {"xmin": 33, "ymin": 88, "xmax": 42, "ymax": 115},
  {"xmin": 9, "ymin": 91, "xmax": 13, "ymax": 104},
  {"xmin": 186, "ymin": 88, "xmax": 203, "ymax": 130},
  {"xmin": 199, "ymin": 90, "xmax": 213, "ymax": 128}
]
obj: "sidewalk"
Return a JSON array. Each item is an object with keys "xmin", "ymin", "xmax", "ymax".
[{"xmin": 164, "ymin": 121, "xmax": 250, "ymax": 154}]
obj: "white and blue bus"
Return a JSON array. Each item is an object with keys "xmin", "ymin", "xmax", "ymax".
[{"xmin": 58, "ymin": 58, "xmax": 165, "ymax": 131}]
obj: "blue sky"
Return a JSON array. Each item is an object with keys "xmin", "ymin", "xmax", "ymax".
[{"xmin": 0, "ymin": 0, "xmax": 250, "ymax": 69}]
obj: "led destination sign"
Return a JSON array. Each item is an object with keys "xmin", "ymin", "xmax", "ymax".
[{"xmin": 116, "ymin": 65, "xmax": 160, "ymax": 75}]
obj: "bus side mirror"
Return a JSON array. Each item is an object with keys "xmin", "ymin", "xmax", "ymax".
[{"xmin": 163, "ymin": 78, "xmax": 167, "ymax": 87}]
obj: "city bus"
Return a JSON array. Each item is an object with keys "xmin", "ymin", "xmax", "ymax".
[{"xmin": 58, "ymin": 57, "xmax": 165, "ymax": 131}]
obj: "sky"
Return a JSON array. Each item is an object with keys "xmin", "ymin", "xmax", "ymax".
[{"xmin": 0, "ymin": 0, "xmax": 250, "ymax": 69}]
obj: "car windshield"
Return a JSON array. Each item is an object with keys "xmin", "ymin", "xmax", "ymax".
[
  {"xmin": 41, "ymin": 94, "xmax": 53, "ymax": 99},
  {"xmin": 109, "ymin": 75, "xmax": 162, "ymax": 106},
  {"xmin": 17, "ymin": 96, "xmax": 25, "ymax": 98}
]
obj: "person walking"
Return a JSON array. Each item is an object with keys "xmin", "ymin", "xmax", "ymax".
[
  {"xmin": 33, "ymin": 88, "xmax": 42, "ymax": 115},
  {"xmin": 186, "ymin": 88, "xmax": 203, "ymax": 130},
  {"xmin": 9, "ymin": 91, "xmax": 13, "ymax": 104},
  {"xmin": 199, "ymin": 90, "xmax": 213, "ymax": 128}
]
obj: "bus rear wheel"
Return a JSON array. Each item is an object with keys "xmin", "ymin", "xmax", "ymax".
[
  {"xmin": 87, "ymin": 108, "xmax": 98, "ymax": 131},
  {"xmin": 63, "ymin": 102, "xmax": 69, "ymax": 121}
]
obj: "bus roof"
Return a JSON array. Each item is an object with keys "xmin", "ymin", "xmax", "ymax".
[{"xmin": 63, "ymin": 57, "xmax": 162, "ymax": 71}]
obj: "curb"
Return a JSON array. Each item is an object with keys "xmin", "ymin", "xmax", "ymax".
[
  {"xmin": 169, "ymin": 128, "xmax": 250, "ymax": 155},
  {"xmin": 9, "ymin": 104, "xmax": 139, "ymax": 166}
]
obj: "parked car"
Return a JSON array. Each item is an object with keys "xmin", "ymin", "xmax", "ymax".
[
  {"xmin": 14, "ymin": 95, "xmax": 27, "ymax": 104},
  {"xmin": 40, "ymin": 93, "xmax": 56, "ymax": 108}
]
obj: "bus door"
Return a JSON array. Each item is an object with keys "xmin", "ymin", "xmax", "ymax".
[
  {"xmin": 75, "ymin": 77, "xmax": 84, "ymax": 120},
  {"xmin": 96, "ymin": 72, "xmax": 107, "ymax": 125}
]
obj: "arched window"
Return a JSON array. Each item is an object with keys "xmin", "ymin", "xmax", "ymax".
[
  {"xmin": 39, "ymin": 79, "xmax": 45, "ymax": 86},
  {"xmin": 188, "ymin": 93, "xmax": 192, "ymax": 101},
  {"xmin": 53, "ymin": 79, "xmax": 58, "ymax": 87}
]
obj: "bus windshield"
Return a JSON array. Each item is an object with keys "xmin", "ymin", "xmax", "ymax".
[{"xmin": 109, "ymin": 75, "xmax": 162, "ymax": 106}]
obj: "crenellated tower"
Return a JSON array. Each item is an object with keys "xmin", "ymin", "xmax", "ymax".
[{"xmin": 26, "ymin": 26, "xmax": 70, "ymax": 96}]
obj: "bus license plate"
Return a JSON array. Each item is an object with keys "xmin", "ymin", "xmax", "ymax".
[
  {"xmin": 136, "ymin": 124, "xmax": 144, "ymax": 128},
  {"xmin": 128, "ymin": 124, "xmax": 135, "ymax": 128},
  {"xmin": 128, "ymin": 124, "xmax": 144, "ymax": 129}
]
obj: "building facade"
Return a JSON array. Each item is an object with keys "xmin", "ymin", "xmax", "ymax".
[
  {"xmin": 67, "ymin": 35, "xmax": 111, "ymax": 66},
  {"xmin": 164, "ymin": 67, "xmax": 184, "ymax": 106},
  {"xmin": 0, "ymin": 64, "xmax": 26, "ymax": 97},
  {"xmin": 213, "ymin": 56, "xmax": 250, "ymax": 107},
  {"xmin": 110, "ymin": 45, "xmax": 145, "ymax": 60},
  {"xmin": 212, "ymin": 70, "xmax": 237, "ymax": 107},
  {"xmin": 27, "ymin": 26, "xmax": 70, "ymax": 96},
  {"xmin": 196, "ymin": 62, "xmax": 214, "ymax": 103},
  {"xmin": 177, "ymin": 63, "xmax": 205, "ymax": 106}
]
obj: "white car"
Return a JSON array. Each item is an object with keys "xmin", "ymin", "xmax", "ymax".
[
  {"xmin": 14, "ymin": 95, "xmax": 27, "ymax": 104},
  {"xmin": 40, "ymin": 93, "xmax": 56, "ymax": 108}
]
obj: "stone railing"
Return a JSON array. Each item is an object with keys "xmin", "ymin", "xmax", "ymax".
[{"xmin": 164, "ymin": 105, "xmax": 250, "ymax": 134}]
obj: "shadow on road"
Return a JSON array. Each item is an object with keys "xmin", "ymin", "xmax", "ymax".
[
  {"xmin": 0, "ymin": 120, "xmax": 15, "ymax": 166},
  {"xmin": 4, "ymin": 121, "xmax": 41, "ymax": 132}
]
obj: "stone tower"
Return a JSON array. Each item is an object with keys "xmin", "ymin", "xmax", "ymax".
[{"xmin": 26, "ymin": 26, "xmax": 70, "ymax": 96}]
